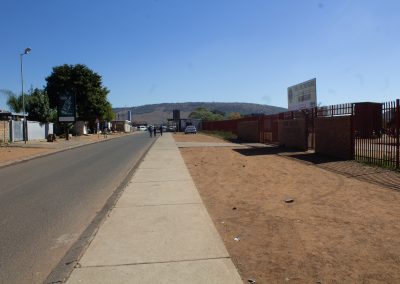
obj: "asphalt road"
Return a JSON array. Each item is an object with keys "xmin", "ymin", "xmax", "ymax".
[{"xmin": 0, "ymin": 132, "xmax": 155, "ymax": 284}]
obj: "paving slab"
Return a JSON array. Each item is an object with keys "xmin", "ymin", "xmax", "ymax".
[
  {"xmin": 142, "ymin": 152, "xmax": 182, "ymax": 159},
  {"xmin": 117, "ymin": 180, "xmax": 202, "ymax": 207},
  {"xmin": 145, "ymin": 145, "xmax": 180, "ymax": 150},
  {"xmin": 152, "ymin": 143, "xmax": 178, "ymax": 148},
  {"xmin": 142, "ymin": 152, "xmax": 183, "ymax": 161},
  {"xmin": 132, "ymin": 167, "xmax": 193, "ymax": 182},
  {"xmin": 142, "ymin": 150, "xmax": 182, "ymax": 156},
  {"xmin": 138, "ymin": 159, "xmax": 187, "ymax": 170},
  {"xmin": 176, "ymin": 141, "xmax": 246, "ymax": 148},
  {"xmin": 78, "ymin": 205, "xmax": 229, "ymax": 266},
  {"xmin": 138, "ymin": 163, "xmax": 188, "ymax": 170},
  {"xmin": 68, "ymin": 258, "xmax": 242, "ymax": 284}
]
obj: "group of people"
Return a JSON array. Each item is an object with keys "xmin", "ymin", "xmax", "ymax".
[{"xmin": 148, "ymin": 125, "xmax": 163, "ymax": 137}]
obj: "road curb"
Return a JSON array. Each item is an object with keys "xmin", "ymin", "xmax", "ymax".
[{"xmin": 44, "ymin": 135, "xmax": 158, "ymax": 284}]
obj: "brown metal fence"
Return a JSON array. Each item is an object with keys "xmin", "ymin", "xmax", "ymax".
[
  {"xmin": 259, "ymin": 113, "xmax": 282, "ymax": 144},
  {"xmin": 353, "ymin": 100, "xmax": 399, "ymax": 170},
  {"xmin": 202, "ymin": 100, "xmax": 400, "ymax": 170}
]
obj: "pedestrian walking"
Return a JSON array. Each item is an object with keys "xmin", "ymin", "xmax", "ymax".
[
  {"xmin": 159, "ymin": 125, "xmax": 163, "ymax": 136},
  {"xmin": 148, "ymin": 126, "xmax": 153, "ymax": 137},
  {"xmin": 103, "ymin": 127, "xmax": 108, "ymax": 138},
  {"xmin": 153, "ymin": 126, "xmax": 157, "ymax": 137}
]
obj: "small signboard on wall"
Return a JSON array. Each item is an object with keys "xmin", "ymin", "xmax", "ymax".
[
  {"xmin": 58, "ymin": 91, "xmax": 76, "ymax": 122},
  {"xmin": 288, "ymin": 78, "xmax": 317, "ymax": 111}
]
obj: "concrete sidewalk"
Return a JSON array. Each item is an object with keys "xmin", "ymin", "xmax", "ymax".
[{"xmin": 66, "ymin": 133, "xmax": 242, "ymax": 283}]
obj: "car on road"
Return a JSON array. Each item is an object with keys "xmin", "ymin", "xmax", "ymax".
[
  {"xmin": 137, "ymin": 125, "xmax": 147, "ymax": 131},
  {"xmin": 184, "ymin": 125, "xmax": 197, "ymax": 134},
  {"xmin": 167, "ymin": 126, "xmax": 177, "ymax": 132}
]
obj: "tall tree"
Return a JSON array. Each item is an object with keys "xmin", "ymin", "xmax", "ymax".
[
  {"xmin": 1, "ymin": 89, "xmax": 23, "ymax": 113},
  {"xmin": 103, "ymin": 102, "xmax": 115, "ymax": 122},
  {"xmin": 26, "ymin": 88, "xmax": 56, "ymax": 123},
  {"xmin": 2, "ymin": 88, "xmax": 57, "ymax": 123},
  {"xmin": 45, "ymin": 64, "xmax": 112, "ymax": 123}
]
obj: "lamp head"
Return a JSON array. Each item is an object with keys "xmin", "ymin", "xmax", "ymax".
[{"xmin": 24, "ymin": 47, "xmax": 31, "ymax": 54}]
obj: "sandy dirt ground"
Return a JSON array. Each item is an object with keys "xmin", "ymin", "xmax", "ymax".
[
  {"xmin": 174, "ymin": 133, "xmax": 400, "ymax": 284},
  {"xmin": 0, "ymin": 147, "xmax": 56, "ymax": 164}
]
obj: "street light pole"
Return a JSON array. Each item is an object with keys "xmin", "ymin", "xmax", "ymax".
[{"xmin": 20, "ymin": 47, "xmax": 31, "ymax": 144}]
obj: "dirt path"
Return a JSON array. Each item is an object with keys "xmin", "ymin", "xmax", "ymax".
[{"xmin": 174, "ymin": 133, "xmax": 400, "ymax": 283}]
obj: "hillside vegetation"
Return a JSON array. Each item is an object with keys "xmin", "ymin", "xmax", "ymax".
[{"xmin": 113, "ymin": 102, "xmax": 286, "ymax": 124}]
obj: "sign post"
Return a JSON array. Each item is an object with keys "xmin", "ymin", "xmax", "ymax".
[
  {"xmin": 288, "ymin": 78, "xmax": 317, "ymax": 111},
  {"xmin": 57, "ymin": 91, "xmax": 76, "ymax": 140}
]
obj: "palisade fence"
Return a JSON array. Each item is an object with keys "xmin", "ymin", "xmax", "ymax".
[
  {"xmin": 353, "ymin": 100, "xmax": 399, "ymax": 169},
  {"xmin": 202, "ymin": 99, "xmax": 400, "ymax": 170}
]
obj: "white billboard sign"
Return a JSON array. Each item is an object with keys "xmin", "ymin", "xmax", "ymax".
[{"xmin": 287, "ymin": 78, "xmax": 317, "ymax": 111}]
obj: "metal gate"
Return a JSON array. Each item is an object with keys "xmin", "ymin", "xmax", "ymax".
[
  {"xmin": 11, "ymin": 120, "xmax": 24, "ymax": 142},
  {"xmin": 353, "ymin": 100, "xmax": 399, "ymax": 170}
]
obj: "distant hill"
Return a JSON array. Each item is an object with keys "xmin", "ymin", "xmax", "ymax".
[{"xmin": 113, "ymin": 102, "xmax": 286, "ymax": 124}]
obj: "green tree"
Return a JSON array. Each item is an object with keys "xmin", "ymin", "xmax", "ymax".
[
  {"xmin": 1, "ymin": 89, "xmax": 24, "ymax": 113},
  {"xmin": 189, "ymin": 107, "xmax": 224, "ymax": 121},
  {"xmin": 45, "ymin": 64, "xmax": 112, "ymax": 124},
  {"xmin": 104, "ymin": 102, "xmax": 115, "ymax": 121},
  {"xmin": 26, "ymin": 88, "xmax": 56, "ymax": 123},
  {"xmin": 2, "ymin": 88, "xmax": 57, "ymax": 123},
  {"xmin": 211, "ymin": 109, "xmax": 225, "ymax": 116},
  {"xmin": 227, "ymin": 112, "xmax": 242, "ymax": 120}
]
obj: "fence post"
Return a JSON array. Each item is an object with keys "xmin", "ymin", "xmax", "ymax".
[
  {"xmin": 313, "ymin": 107, "xmax": 317, "ymax": 149},
  {"xmin": 10, "ymin": 120, "xmax": 14, "ymax": 142},
  {"xmin": 351, "ymin": 103, "xmax": 355, "ymax": 160},
  {"xmin": 2, "ymin": 121, "xmax": 5, "ymax": 144},
  {"xmin": 396, "ymin": 99, "xmax": 399, "ymax": 169}
]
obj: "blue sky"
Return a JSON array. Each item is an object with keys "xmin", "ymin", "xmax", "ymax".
[{"xmin": 0, "ymin": 0, "xmax": 399, "ymax": 110}]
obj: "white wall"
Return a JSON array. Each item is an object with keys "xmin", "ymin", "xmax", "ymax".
[{"xmin": 27, "ymin": 121, "xmax": 53, "ymax": 140}]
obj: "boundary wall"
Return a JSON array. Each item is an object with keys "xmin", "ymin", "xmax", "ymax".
[{"xmin": 203, "ymin": 100, "xmax": 400, "ymax": 170}]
